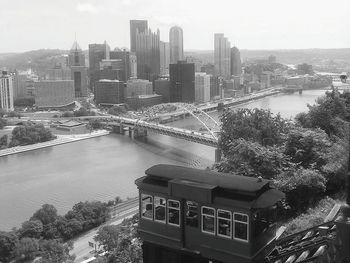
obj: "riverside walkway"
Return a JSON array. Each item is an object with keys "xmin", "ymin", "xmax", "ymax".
[{"xmin": 0, "ymin": 130, "xmax": 110, "ymax": 158}]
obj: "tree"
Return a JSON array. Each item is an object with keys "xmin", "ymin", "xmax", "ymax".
[
  {"xmin": 274, "ymin": 168, "xmax": 327, "ymax": 213},
  {"xmin": 12, "ymin": 237, "xmax": 40, "ymax": 262},
  {"xmin": 38, "ymin": 239, "xmax": 75, "ymax": 263},
  {"xmin": 94, "ymin": 225, "xmax": 120, "ymax": 252},
  {"xmin": 108, "ymin": 106, "xmax": 127, "ymax": 116},
  {"xmin": 0, "ymin": 118, "xmax": 7, "ymax": 129},
  {"xmin": 61, "ymin": 111, "xmax": 74, "ymax": 118},
  {"xmin": 219, "ymin": 108, "xmax": 290, "ymax": 154},
  {"xmin": 0, "ymin": 134, "xmax": 8, "ymax": 149},
  {"xmin": 0, "ymin": 231, "xmax": 18, "ymax": 262},
  {"xmin": 215, "ymin": 139, "xmax": 290, "ymax": 179},
  {"xmin": 19, "ymin": 220, "xmax": 43, "ymax": 239},
  {"xmin": 54, "ymin": 216, "xmax": 83, "ymax": 240},
  {"xmin": 74, "ymin": 107, "xmax": 95, "ymax": 117},
  {"xmin": 88, "ymin": 119, "xmax": 104, "ymax": 130},
  {"xmin": 31, "ymin": 204, "xmax": 58, "ymax": 226},
  {"xmin": 9, "ymin": 123, "xmax": 56, "ymax": 147}
]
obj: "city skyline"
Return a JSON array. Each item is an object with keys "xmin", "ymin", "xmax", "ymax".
[{"xmin": 0, "ymin": 0, "xmax": 350, "ymax": 53}]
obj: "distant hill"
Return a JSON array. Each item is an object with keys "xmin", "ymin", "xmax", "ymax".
[
  {"xmin": 185, "ymin": 48, "xmax": 350, "ymax": 66},
  {"xmin": 0, "ymin": 49, "xmax": 69, "ymax": 74}
]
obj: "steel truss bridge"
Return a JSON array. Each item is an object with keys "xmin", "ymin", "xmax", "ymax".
[{"xmin": 80, "ymin": 103, "xmax": 221, "ymax": 147}]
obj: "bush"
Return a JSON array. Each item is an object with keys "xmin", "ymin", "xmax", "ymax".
[
  {"xmin": 0, "ymin": 118, "xmax": 7, "ymax": 129},
  {"xmin": 9, "ymin": 123, "xmax": 56, "ymax": 147}
]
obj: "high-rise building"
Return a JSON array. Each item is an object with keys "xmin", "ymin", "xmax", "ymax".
[
  {"xmin": 13, "ymin": 72, "xmax": 28, "ymax": 99},
  {"xmin": 230, "ymin": 46, "xmax": 242, "ymax": 76},
  {"xmin": 195, "ymin": 72, "xmax": 210, "ymax": 103},
  {"xmin": 135, "ymin": 28, "xmax": 160, "ymax": 81},
  {"xmin": 169, "ymin": 26, "xmax": 184, "ymax": 64},
  {"xmin": 214, "ymin": 33, "xmax": 231, "ymax": 79},
  {"xmin": 169, "ymin": 61, "xmax": 195, "ymax": 103},
  {"xmin": 125, "ymin": 79, "xmax": 153, "ymax": 97},
  {"xmin": 210, "ymin": 75, "xmax": 222, "ymax": 100},
  {"xmin": 154, "ymin": 77, "xmax": 170, "ymax": 102},
  {"xmin": 34, "ymin": 80, "xmax": 75, "ymax": 108},
  {"xmin": 69, "ymin": 41, "xmax": 88, "ymax": 97},
  {"xmin": 95, "ymin": 79, "xmax": 125, "ymax": 105},
  {"xmin": 110, "ymin": 49, "xmax": 137, "ymax": 82},
  {"xmin": 160, "ymin": 41, "xmax": 170, "ymax": 75},
  {"xmin": 130, "ymin": 20, "xmax": 148, "ymax": 52},
  {"xmin": 0, "ymin": 71, "xmax": 14, "ymax": 112},
  {"xmin": 89, "ymin": 42, "xmax": 110, "ymax": 90}
]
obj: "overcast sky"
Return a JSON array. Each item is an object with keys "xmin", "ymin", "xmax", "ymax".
[{"xmin": 1, "ymin": 0, "xmax": 350, "ymax": 53}]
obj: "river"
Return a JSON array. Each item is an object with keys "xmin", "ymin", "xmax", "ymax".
[{"xmin": 0, "ymin": 89, "xmax": 327, "ymax": 230}]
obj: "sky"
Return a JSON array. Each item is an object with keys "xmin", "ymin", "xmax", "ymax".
[{"xmin": 0, "ymin": 0, "xmax": 350, "ymax": 53}]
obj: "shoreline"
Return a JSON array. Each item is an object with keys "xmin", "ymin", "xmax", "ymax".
[{"xmin": 0, "ymin": 130, "xmax": 110, "ymax": 158}]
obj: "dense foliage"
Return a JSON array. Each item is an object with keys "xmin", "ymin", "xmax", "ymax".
[
  {"xmin": 216, "ymin": 103, "xmax": 348, "ymax": 215},
  {"xmin": 94, "ymin": 215, "xmax": 142, "ymax": 263},
  {"xmin": 0, "ymin": 198, "xmax": 119, "ymax": 263},
  {"xmin": 8, "ymin": 122, "xmax": 56, "ymax": 148},
  {"xmin": 108, "ymin": 105, "xmax": 127, "ymax": 116}
]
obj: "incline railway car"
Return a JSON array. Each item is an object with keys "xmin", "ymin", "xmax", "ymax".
[{"xmin": 135, "ymin": 164, "xmax": 285, "ymax": 263}]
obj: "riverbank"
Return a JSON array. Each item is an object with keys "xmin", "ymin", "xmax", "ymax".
[{"xmin": 0, "ymin": 129, "xmax": 110, "ymax": 158}]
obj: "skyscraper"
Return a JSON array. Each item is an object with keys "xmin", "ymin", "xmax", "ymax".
[
  {"xmin": 195, "ymin": 72, "xmax": 210, "ymax": 103},
  {"xmin": 230, "ymin": 46, "xmax": 242, "ymax": 76},
  {"xmin": 214, "ymin": 33, "xmax": 231, "ymax": 79},
  {"xmin": 135, "ymin": 28, "xmax": 160, "ymax": 81},
  {"xmin": 69, "ymin": 41, "xmax": 88, "ymax": 97},
  {"xmin": 0, "ymin": 71, "xmax": 14, "ymax": 112},
  {"xmin": 88, "ymin": 42, "xmax": 110, "ymax": 90},
  {"xmin": 169, "ymin": 26, "xmax": 184, "ymax": 64},
  {"xmin": 169, "ymin": 61, "xmax": 195, "ymax": 103},
  {"xmin": 130, "ymin": 20, "xmax": 148, "ymax": 52},
  {"xmin": 160, "ymin": 41, "xmax": 170, "ymax": 75}
]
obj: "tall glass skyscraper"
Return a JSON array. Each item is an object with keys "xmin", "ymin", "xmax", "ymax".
[
  {"xmin": 130, "ymin": 20, "xmax": 148, "ymax": 52},
  {"xmin": 214, "ymin": 33, "xmax": 231, "ymax": 79},
  {"xmin": 169, "ymin": 26, "xmax": 184, "ymax": 64}
]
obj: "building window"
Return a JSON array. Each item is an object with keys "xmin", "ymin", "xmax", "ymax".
[
  {"xmin": 202, "ymin": 206, "xmax": 215, "ymax": 235},
  {"xmin": 186, "ymin": 201, "xmax": 199, "ymax": 227},
  {"xmin": 154, "ymin": 197, "xmax": 166, "ymax": 223},
  {"xmin": 217, "ymin": 209, "xmax": 232, "ymax": 238},
  {"xmin": 167, "ymin": 200, "xmax": 180, "ymax": 226},
  {"xmin": 141, "ymin": 194, "xmax": 153, "ymax": 220},
  {"xmin": 234, "ymin": 213, "xmax": 249, "ymax": 242}
]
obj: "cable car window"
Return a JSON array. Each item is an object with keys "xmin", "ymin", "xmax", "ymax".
[
  {"xmin": 186, "ymin": 201, "xmax": 198, "ymax": 227},
  {"xmin": 234, "ymin": 213, "xmax": 249, "ymax": 241},
  {"xmin": 154, "ymin": 197, "xmax": 166, "ymax": 223},
  {"xmin": 141, "ymin": 194, "xmax": 153, "ymax": 220},
  {"xmin": 168, "ymin": 200, "xmax": 180, "ymax": 226},
  {"xmin": 217, "ymin": 209, "xmax": 232, "ymax": 238},
  {"xmin": 202, "ymin": 206, "xmax": 215, "ymax": 235}
]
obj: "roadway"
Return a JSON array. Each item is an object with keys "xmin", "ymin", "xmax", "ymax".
[{"xmin": 70, "ymin": 197, "xmax": 139, "ymax": 263}]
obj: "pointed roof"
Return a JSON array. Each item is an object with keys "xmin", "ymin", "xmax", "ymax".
[{"xmin": 70, "ymin": 41, "xmax": 82, "ymax": 51}]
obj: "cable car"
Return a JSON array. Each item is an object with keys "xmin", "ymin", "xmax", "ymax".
[{"xmin": 135, "ymin": 164, "xmax": 285, "ymax": 263}]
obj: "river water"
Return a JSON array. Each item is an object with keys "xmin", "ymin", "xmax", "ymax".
[{"xmin": 0, "ymin": 89, "xmax": 327, "ymax": 230}]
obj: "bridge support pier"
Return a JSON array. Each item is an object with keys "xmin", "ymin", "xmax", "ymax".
[
  {"xmin": 128, "ymin": 127, "xmax": 133, "ymax": 138},
  {"xmin": 299, "ymin": 89, "xmax": 303, "ymax": 94},
  {"xmin": 215, "ymin": 148, "xmax": 222, "ymax": 163},
  {"xmin": 134, "ymin": 128, "xmax": 147, "ymax": 138}
]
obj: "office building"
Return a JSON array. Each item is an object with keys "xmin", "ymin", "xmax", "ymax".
[
  {"xmin": 34, "ymin": 80, "xmax": 75, "ymax": 108},
  {"xmin": 0, "ymin": 71, "xmax": 14, "ymax": 112},
  {"xmin": 214, "ymin": 33, "xmax": 231, "ymax": 79},
  {"xmin": 169, "ymin": 61, "xmax": 195, "ymax": 103},
  {"xmin": 231, "ymin": 46, "xmax": 242, "ymax": 76},
  {"xmin": 160, "ymin": 41, "xmax": 170, "ymax": 75},
  {"xmin": 201, "ymin": 63, "xmax": 215, "ymax": 75},
  {"xmin": 89, "ymin": 42, "xmax": 110, "ymax": 90},
  {"xmin": 169, "ymin": 26, "xmax": 184, "ymax": 64},
  {"xmin": 125, "ymin": 79, "xmax": 153, "ymax": 97},
  {"xmin": 210, "ymin": 75, "xmax": 222, "ymax": 100},
  {"xmin": 125, "ymin": 94, "xmax": 162, "ymax": 110},
  {"xmin": 69, "ymin": 41, "xmax": 88, "ymax": 97},
  {"xmin": 154, "ymin": 77, "xmax": 170, "ymax": 102},
  {"xmin": 47, "ymin": 65, "xmax": 71, "ymax": 81},
  {"xmin": 95, "ymin": 79, "xmax": 125, "ymax": 105},
  {"xmin": 136, "ymin": 28, "xmax": 160, "ymax": 81},
  {"xmin": 130, "ymin": 20, "xmax": 148, "ymax": 52},
  {"xmin": 13, "ymin": 72, "xmax": 28, "ymax": 99},
  {"xmin": 195, "ymin": 72, "xmax": 210, "ymax": 103},
  {"xmin": 109, "ymin": 49, "xmax": 137, "ymax": 82}
]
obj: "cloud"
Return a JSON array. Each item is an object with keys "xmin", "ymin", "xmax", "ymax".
[{"xmin": 76, "ymin": 2, "xmax": 101, "ymax": 14}]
